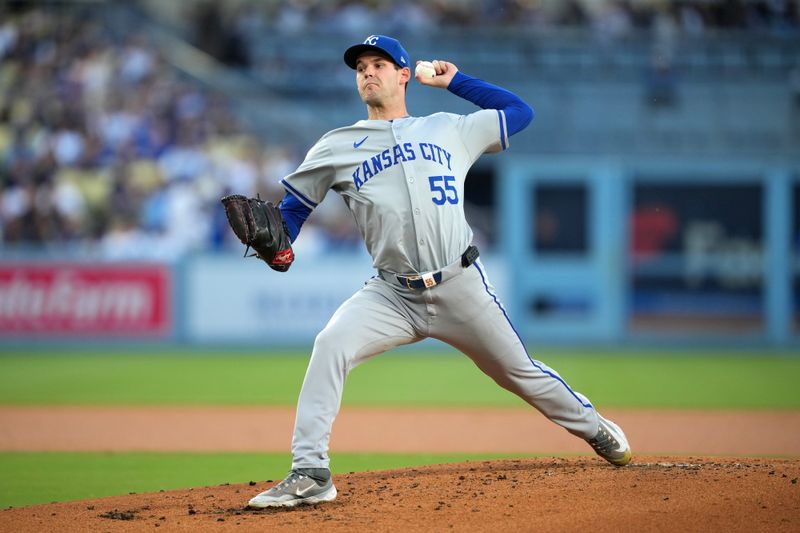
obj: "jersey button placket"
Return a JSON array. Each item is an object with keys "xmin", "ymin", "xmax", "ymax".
[
  {"xmin": 393, "ymin": 122, "xmax": 423, "ymax": 267},
  {"xmin": 404, "ymin": 166, "xmax": 423, "ymax": 252}
]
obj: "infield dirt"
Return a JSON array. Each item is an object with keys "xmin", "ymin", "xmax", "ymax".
[
  {"xmin": 1, "ymin": 457, "xmax": 799, "ymax": 532},
  {"xmin": 1, "ymin": 407, "xmax": 799, "ymax": 532}
]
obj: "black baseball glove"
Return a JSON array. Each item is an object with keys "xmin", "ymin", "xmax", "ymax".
[{"xmin": 220, "ymin": 194, "xmax": 294, "ymax": 272}]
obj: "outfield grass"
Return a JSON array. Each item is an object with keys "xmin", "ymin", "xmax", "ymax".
[
  {"xmin": 0, "ymin": 451, "xmax": 531, "ymax": 508},
  {"xmin": 0, "ymin": 350, "xmax": 799, "ymax": 409},
  {"xmin": 1, "ymin": 349, "xmax": 798, "ymax": 508}
]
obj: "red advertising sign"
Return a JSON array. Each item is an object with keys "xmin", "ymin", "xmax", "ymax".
[{"xmin": 0, "ymin": 264, "xmax": 172, "ymax": 336}]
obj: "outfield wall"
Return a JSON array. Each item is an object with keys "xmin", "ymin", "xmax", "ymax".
[
  {"xmin": 2, "ymin": 161, "xmax": 799, "ymax": 348},
  {"xmin": 0, "ymin": 254, "xmax": 509, "ymax": 346},
  {"xmin": 181, "ymin": 253, "xmax": 509, "ymax": 345},
  {"xmin": 498, "ymin": 156, "xmax": 800, "ymax": 347}
]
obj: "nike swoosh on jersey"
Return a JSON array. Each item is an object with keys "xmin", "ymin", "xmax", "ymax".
[{"xmin": 353, "ymin": 136, "xmax": 368, "ymax": 148}]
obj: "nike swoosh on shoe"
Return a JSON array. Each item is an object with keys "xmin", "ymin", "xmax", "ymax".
[{"xmin": 296, "ymin": 483, "xmax": 322, "ymax": 497}]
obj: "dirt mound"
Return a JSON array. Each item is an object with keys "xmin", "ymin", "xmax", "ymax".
[{"xmin": 2, "ymin": 457, "xmax": 798, "ymax": 532}]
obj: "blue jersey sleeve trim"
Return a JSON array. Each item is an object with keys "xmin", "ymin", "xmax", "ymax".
[
  {"xmin": 448, "ymin": 71, "xmax": 533, "ymax": 137},
  {"xmin": 280, "ymin": 179, "xmax": 318, "ymax": 209},
  {"xmin": 279, "ymin": 191, "xmax": 313, "ymax": 243}
]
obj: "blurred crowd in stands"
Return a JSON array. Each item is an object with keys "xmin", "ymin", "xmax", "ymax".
[
  {"xmin": 0, "ymin": 4, "xmax": 365, "ymax": 260},
  {"xmin": 0, "ymin": 1, "xmax": 797, "ymax": 260},
  {"xmin": 192, "ymin": 0, "xmax": 799, "ymax": 64}
]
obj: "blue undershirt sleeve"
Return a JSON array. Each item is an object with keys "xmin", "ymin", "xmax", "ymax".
[
  {"xmin": 447, "ymin": 71, "xmax": 534, "ymax": 136},
  {"xmin": 279, "ymin": 191, "xmax": 312, "ymax": 243}
]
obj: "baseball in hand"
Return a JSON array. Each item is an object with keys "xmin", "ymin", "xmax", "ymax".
[{"xmin": 416, "ymin": 61, "xmax": 436, "ymax": 79}]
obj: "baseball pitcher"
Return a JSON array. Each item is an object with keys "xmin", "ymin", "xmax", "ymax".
[{"xmin": 222, "ymin": 35, "xmax": 632, "ymax": 509}]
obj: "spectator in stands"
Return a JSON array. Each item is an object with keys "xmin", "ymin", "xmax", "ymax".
[{"xmin": 0, "ymin": 5, "xmax": 311, "ymax": 258}]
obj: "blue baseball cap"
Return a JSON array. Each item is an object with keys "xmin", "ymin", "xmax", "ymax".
[{"xmin": 344, "ymin": 35, "xmax": 410, "ymax": 70}]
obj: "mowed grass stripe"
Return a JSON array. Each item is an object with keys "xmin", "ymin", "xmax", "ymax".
[
  {"xmin": 0, "ymin": 351, "xmax": 798, "ymax": 409},
  {"xmin": 0, "ymin": 451, "xmax": 532, "ymax": 508}
]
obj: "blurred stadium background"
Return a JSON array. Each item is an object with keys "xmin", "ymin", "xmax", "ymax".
[{"xmin": 0, "ymin": 0, "xmax": 799, "ymax": 348}]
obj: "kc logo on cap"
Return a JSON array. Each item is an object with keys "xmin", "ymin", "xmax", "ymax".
[{"xmin": 344, "ymin": 35, "xmax": 410, "ymax": 70}]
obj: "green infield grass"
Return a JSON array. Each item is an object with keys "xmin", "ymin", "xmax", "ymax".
[
  {"xmin": 0, "ymin": 451, "xmax": 531, "ymax": 509},
  {"xmin": 0, "ymin": 349, "xmax": 798, "ymax": 409}
]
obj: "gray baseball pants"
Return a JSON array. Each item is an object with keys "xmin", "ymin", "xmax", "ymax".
[{"xmin": 290, "ymin": 259, "xmax": 599, "ymax": 470}]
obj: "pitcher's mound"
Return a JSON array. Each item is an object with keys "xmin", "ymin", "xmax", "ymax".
[{"xmin": 2, "ymin": 456, "xmax": 798, "ymax": 532}]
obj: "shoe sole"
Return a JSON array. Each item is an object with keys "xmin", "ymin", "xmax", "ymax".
[
  {"xmin": 247, "ymin": 485, "xmax": 337, "ymax": 509},
  {"xmin": 598, "ymin": 417, "xmax": 633, "ymax": 467},
  {"xmin": 607, "ymin": 448, "xmax": 632, "ymax": 467}
]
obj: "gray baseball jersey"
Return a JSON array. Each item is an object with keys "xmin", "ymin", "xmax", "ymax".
[
  {"xmin": 281, "ymin": 110, "xmax": 506, "ymax": 274},
  {"xmin": 281, "ymin": 108, "xmax": 600, "ymax": 471}
]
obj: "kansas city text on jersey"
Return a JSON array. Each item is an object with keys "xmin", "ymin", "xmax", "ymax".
[{"xmin": 352, "ymin": 141, "xmax": 453, "ymax": 191}]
